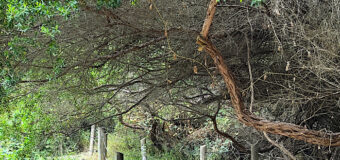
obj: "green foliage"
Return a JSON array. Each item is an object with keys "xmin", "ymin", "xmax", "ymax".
[
  {"xmin": 0, "ymin": 0, "xmax": 77, "ymax": 107},
  {"xmin": 250, "ymin": 0, "xmax": 265, "ymax": 6},
  {"xmin": 40, "ymin": 25, "xmax": 60, "ymax": 38},
  {"xmin": 130, "ymin": 0, "xmax": 137, "ymax": 6},
  {"xmin": 106, "ymin": 123, "xmax": 142, "ymax": 159},
  {"xmin": 96, "ymin": 0, "xmax": 122, "ymax": 9},
  {"xmin": 1, "ymin": 36, "xmax": 35, "ymax": 108},
  {"xmin": 107, "ymin": 123, "xmax": 190, "ymax": 160},
  {"xmin": 203, "ymin": 138, "xmax": 231, "ymax": 160},
  {"xmin": 0, "ymin": 93, "xmax": 55, "ymax": 159},
  {"xmin": 2, "ymin": 0, "xmax": 78, "ymax": 32}
]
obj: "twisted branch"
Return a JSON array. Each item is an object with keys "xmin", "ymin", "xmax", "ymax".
[{"xmin": 197, "ymin": 0, "xmax": 340, "ymax": 147}]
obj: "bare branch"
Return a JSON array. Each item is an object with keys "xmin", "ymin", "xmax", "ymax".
[{"xmin": 263, "ymin": 132, "xmax": 297, "ymax": 160}]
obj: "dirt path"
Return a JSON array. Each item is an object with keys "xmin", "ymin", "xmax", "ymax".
[{"xmin": 53, "ymin": 152, "xmax": 98, "ymax": 160}]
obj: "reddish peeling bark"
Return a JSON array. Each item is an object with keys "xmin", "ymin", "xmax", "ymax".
[
  {"xmin": 198, "ymin": 0, "xmax": 340, "ymax": 147},
  {"xmin": 200, "ymin": 0, "xmax": 218, "ymax": 38}
]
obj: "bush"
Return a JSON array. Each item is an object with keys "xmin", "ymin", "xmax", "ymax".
[
  {"xmin": 106, "ymin": 123, "xmax": 193, "ymax": 160},
  {"xmin": 0, "ymin": 94, "xmax": 55, "ymax": 159}
]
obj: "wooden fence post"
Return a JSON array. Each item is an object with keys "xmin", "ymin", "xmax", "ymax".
[
  {"xmin": 200, "ymin": 145, "xmax": 207, "ymax": 160},
  {"xmin": 116, "ymin": 152, "xmax": 124, "ymax": 160},
  {"xmin": 59, "ymin": 139, "xmax": 63, "ymax": 156},
  {"xmin": 89, "ymin": 125, "xmax": 95, "ymax": 155},
  {"xmin": 98, "ymin": 127, "xmax": 105, "ymax": 160},
  {"xmin": 141, "ymin": 138, "xmax": 147, "ymax": 160}
]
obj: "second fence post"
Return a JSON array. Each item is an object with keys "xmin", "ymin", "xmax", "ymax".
[
  {"xmin": 98, "ymin": 127, "xmax": 105, "ymax": 160},
  {"xmin": 141, "ymin": 138, "xmax": 147, "ymax": 160},
  {"xmin": 200, "ymin": 145, "xmax": 206, "ymax": 160},
  {"xmin": 89, "ymin": 125, "xmax": 95, "ymax": 155}
]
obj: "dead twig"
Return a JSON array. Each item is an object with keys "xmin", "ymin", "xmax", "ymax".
[{"xmin": 263, "ymin": 132, "xmax": 297, "ymax": 160}]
